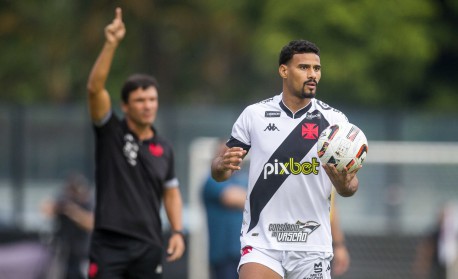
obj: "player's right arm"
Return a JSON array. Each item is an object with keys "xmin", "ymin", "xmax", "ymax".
[
  {"xmin": 86, "ymin": 7, "xmax": 126, "ymax": 123},
  {"xmin": 211, "ymin": 146, "xmax": 247, "ymax": 182}
]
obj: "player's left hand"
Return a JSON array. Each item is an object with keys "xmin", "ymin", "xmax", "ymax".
[
  {"xmin": 166, "ymin": 232, "xmax": 186, "ymax": 262},
  {"xmin": 323, "ymin": 164, "xmax": 360, "ymax": 197}
]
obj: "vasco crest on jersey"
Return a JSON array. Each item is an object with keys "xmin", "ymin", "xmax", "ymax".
[
  {"xmin": 149, "ymin": 143, "xmax": 164, "ymax": 157},
  {"xmin": 302, "ymin": 123, "xmax": 319, "ymax": 140}
]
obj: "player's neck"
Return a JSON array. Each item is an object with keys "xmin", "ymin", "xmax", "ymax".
[{"xmin": 126, "ymin": 119, "xmax": 154, "ymax": 141}]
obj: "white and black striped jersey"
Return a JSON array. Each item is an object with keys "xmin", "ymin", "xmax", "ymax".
[{"xmin": 226, "ymin": 93, "xmax": 348, "ymax": 252}]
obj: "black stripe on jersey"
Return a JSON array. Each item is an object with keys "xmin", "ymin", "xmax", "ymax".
[{"xmin": 247, "ymin": 110, "xmax": 330, "ymax": 233}]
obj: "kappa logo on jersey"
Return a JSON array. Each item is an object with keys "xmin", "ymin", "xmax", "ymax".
[
  {"xmin": 302, "ymin": 123, "xmax": 319, "ymax": 140},
  {"xmin": 269, "ymin": 220, "xmax": 320, "ymax": 243},
  {"xmin": 265, "ymin": 111, "xmax": 281, "ymax": 117},
  {"xmin": 123, "ymin": 134, "xmax": 139, "ymax": 166},
  {"xmin": 149, "ymin": 143, "xmax": 164, "ymax": 157},
  {"xmin": 264, "ymin": 123, "xmax": 280, "ymax": 131},
  {"xmin": 263, "ymin": 158, "xmax": 320, "ymax": 179}
]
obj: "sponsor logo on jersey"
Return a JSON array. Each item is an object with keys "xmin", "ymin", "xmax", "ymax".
[
  {"xmin": 258, "ymin": 97, "xmax": 274, "ymax": 104},
  {"xmin": 304, "ymin": 112, "xmax": 322, "ymax": 120},
  {"xmin": 263, "ymin": 158, "xmax": 320, "ymax": 179},
  {"xmin": 265, "ymin": 111, "xmax": 281, "ymax": 117},
  {"xmin": 314, "ymin": 262, "xmax": 323, "ymax": 273},
  {"xmin": 123, "ymin": 134, "xmax": 139, "ymax": 166},
  {"xmin": 302, "ymin": 123, "xmax": 319, "ymax": 139},
  {"xmin": 300, "ymin": 262, "xmax": 324, "ymax": 279},
  {"xmin": 264, "ymin": 123, "xmax": 280, "ymax": 131},
  {"xmin": 304, "ymin": 273, "xmax": 324, "ymax": 279},
  {"xmin": 269, "ymin": 220, "xmax": 320, "ymax": 243}
]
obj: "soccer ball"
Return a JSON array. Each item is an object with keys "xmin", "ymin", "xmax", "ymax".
[{"xmin": 316, "ymin": 122, "xmax": 368, "ymax": 172}]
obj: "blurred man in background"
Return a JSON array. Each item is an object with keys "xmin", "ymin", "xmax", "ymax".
[
  {"xmin": 203, "ymin": 141, "xmax": 249, "ymax": 279},
  {"xmin": 86, "ymin": 7, "xmax": 185, "ymax": 279},
  {"xmin": 412, "ymin": 204, "xmax": 458, "ymax": 279},
  {"xmin": 42, "ymin": 172, "xmax": 93, "ymax": 279}
]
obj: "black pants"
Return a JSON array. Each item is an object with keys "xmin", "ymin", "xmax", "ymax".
[
  {"xmin": 64, "ymin": 254, "xmax": 86, "ymax": 279},
  {"xmin": 88, "ymin": 231, "xmax": 163, "ymax": 279}
]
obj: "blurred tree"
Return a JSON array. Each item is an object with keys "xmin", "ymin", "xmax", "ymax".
[
  {"xmin": 250, "ymin": 0, "xmax": 441, "ymax": 109},
  {"xmin": 0, "ymin": 0, "xmax": 457, "ymax": 111},
  {"xmin": 1, "ymin": 0, "xmax": 87, "ymax": 103}
]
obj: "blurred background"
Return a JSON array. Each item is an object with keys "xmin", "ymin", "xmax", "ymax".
[{"xmin": 1, "ymin": 0, "xmax": 458, "ymax": 278}]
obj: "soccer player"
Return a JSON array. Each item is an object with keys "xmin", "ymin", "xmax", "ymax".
[
  {"xmin": 86, "ymin": 7, "xmax": 185, "ymax": 279},
  {"xmin": 211, "ymin": 40, "xmax": 360, "ymax": 279}
]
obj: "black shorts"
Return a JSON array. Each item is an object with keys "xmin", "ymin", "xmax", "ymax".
[{"xmin": 88, "ymin": 230, "xmax": 163, "ymax": 279}]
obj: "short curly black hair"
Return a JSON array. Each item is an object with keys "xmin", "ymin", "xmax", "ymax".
[
  {"xmin": 121, "ymin": 74, "xmax": 159, "ymax": 103},
  {"xmin": 279, "ymin": 40, "xmax": 320, "ymax": 66}
]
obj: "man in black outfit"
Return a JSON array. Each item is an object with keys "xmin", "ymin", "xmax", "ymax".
[
  {"xmin": 43, "ymin": 172, "xmax": 93, "ymax": 279},
  {"xmin": 86, "ymin": 7, "xmax": 185, "ymax": 279}
]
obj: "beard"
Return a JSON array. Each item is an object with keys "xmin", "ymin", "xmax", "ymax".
[
  {"xmin": 300, "ymin": 80, "xmax": 317, "ymax": 99},
  {"xmin": 301, "ymin": 91, "xmax": 316, "ymax": 99}
]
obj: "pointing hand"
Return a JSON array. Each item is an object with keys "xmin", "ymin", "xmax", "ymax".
[{"xmin": 105, "ymin": 7, "xmax": 126, "ymax": 45}]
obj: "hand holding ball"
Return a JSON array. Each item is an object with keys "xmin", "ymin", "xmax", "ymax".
[{"xmin": 317, "ymin": 122, "xmax": 368, "ymax": 172}]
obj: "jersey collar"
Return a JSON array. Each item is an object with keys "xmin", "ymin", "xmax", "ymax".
[
  {"xmin": 279, "ymin": 98, "xmax": 313, "ymax": 119},
  {"xmin": 121, "ymin": 119, "xmax": 158, "ymax": 143}
]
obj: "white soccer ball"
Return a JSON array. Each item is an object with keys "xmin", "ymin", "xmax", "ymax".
[{"xmin": 316, "ymin": 122, "xmax": 368, "ymax": 172}]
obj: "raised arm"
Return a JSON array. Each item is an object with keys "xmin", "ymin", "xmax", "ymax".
[{"xmin": 86, "ymin": 7, "xmax": 126, "ymax": 122}]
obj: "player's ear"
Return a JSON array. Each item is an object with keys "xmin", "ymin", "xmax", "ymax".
[{"xmin": 279, "ymin": 64, "xmax": 288, "ymax": 78}]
